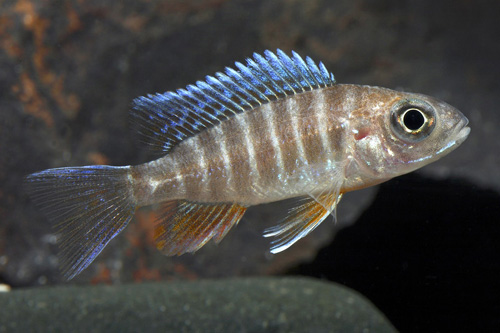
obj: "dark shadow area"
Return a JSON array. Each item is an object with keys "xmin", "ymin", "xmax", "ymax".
[{"xmin": 290, "ymin": 173, "xmax": 500, "ymax": 332}]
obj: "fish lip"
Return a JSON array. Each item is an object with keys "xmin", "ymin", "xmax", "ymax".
[
  {"xmin": 454, "ymin": 117, "xmax": 470, "ymax": 146},
  {"xmin": 435, "ymin": 117, "xmax": 470, "ymax": 157},
  {"xmin": 455, "ymin": 125, "xmax": 471, "ymax": 145}
]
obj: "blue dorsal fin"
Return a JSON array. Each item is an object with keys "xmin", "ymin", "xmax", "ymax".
[{"xmin": 131, "ymin": 49, "xmax": 336, "ymax": 154}]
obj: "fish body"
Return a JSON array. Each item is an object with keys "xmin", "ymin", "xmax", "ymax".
[{"xmin": 25, "ymin": 50, "xmax": 470, "ymax": 279}]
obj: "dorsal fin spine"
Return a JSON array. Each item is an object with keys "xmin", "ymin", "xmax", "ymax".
[
  {"xmin": 248, "ymin": 55, "xmax": 287, "ymax": 98},
  {"xmin": 198, "ymin": 79, "xmax": 244, "ymax": 115},
  {"xmin": 134, "ymin": 96, "xmax": 188, "ymax": 150},
  {"xmin": 292, "ymin": 51, "xmax": 320, "ymax": 87},
  {"xmin": 253, "ymin": 53, "xmax": 293, "ymax": 95},
  {"xmin": 246, "ymin": 58, "xmax": 285, "ymax": 98},
  {"xmin": 170, "ymin": 97, "xmax": 215, "ymax": 139},
  {"xmin": 186, "ymin": 84, "xmax": 229, "ymax": 121},
  {"xmin": 195, "ymin": 80, "xmax": 232, "ymax": 115},
  {"xmin": 214, "ymin": 73, "xmax": 256, "ymax": 108},
  {"xmin": 224, "ymin": 67, "xmax": 263, "ymax": 106},
  {"xmin": 205, "ymin": 76, "xmax": 247, "ymax": 113},
  {"xmin": 245, "ymin": 60, "xmax": 279, "ymax": 99},
  {"xmin": 190, "ymin": 82, "xmax": 227, "ymax": 117},
  {"xmin": 157, "ymin": 95, "xmax": 196, "ymax": 137},
  {"xmin": 319, "ymin": 62, "xmax": 333, "ymax": 85},
  {"xmin": 216, "ymin": 71, "xmax": 260, "ymax": 108},
  {"xmin": 305, "ymin": 57, "xmax": 326, "ymax": 86},
  {"xmin": 264, "ymin": 50, "xmax": 299, "ymax": 93},
  {"xmin": 176, "ymin": 89, "xmax": 219, "ymax": 125},
  {"xmin": 131, "ymin": 49, "xmax": 336, "ymax": 154},
  {"xmin": 279, "ymin": 49, "xmax": 313, "ymax": 91},
  {"xmin": 235, "ymin": 62, "xmax": 272, "ymax": 102},
  {"xmin": 275, "ymin": 50, "xmax": 305, "ymax": 92},
  {"xmin": 150, "ymin": 93, "xmax": 188, "ymax": 127},
  {"xmin": 167, "ymin": 93, "xmax": 212, "ymax": 133},
  {"xmin": 277, "ymin": 50, "xmax": 308, "ymax": 90}
]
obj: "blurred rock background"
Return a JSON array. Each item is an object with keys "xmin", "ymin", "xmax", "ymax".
[{"xmin": 1, "ymin": 0, "xmax": 499, "ymax": 331}]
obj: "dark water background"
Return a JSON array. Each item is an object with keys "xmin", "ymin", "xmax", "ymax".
[
  {"xmin": 1, "ymin": 0, "xmax": 499, "ymax": 331},
  {"xmin": 294, "ymin": 173, "xmax": 500, "ymax": 331}
]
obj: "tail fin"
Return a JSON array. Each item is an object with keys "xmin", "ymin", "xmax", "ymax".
[{"xmin": 25, "ymin": 165, "xmax": 136, "ymax": 280}]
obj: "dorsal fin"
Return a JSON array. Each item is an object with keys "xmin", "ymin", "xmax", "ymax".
[{"xmin": 131, "ymin": 49, "xmax": 336, "ymax": 153}]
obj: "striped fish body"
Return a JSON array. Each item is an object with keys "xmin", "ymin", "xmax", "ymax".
[
  {"xmin": 132, "ymin": 85, "xmax": 353, "ymax": 206},
  {"xmin": 132, "ymin": 84, "xmax": 411, "ymax": 207},
  {"xmin": 25, "ymin": 50, "xmax": 470, "ymax": 279}
]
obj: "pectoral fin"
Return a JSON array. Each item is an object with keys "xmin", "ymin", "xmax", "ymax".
[
  {"xmin": 306, "ymin": 165, "xmax": 344, "ymax": 215},
  {"xmin": 264, "ymin": 192, "xmax": 342, "ymax": 253},
  {"xmin": 154, "ymin": 200, "xmax": 247, "ymax": 255}
]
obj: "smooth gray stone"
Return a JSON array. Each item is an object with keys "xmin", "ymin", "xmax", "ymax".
[{"xmin": 0, "ymin": 277, "xmax": 396, "ymax": 333}]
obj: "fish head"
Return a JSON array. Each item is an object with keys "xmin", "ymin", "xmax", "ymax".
[{"xmin": 349, "ymin": 87, "xmax": 470, "ymax": 182}]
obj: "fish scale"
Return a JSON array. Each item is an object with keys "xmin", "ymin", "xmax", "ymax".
[
  {"xmin": 154, "ymin": 90, "xmax": 341, "ymax": 205},
  {"xmin": 25, "ymin": 49, "xmax": 470, "ymax": 279}
]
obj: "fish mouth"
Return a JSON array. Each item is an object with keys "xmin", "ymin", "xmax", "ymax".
[
  {"xmin": 436, "ymin": 117, "xmax": 470, "ymax": 157},
  {"xmin": 454, "ymin": 118, "xmax": 471, "ymax": 146}
]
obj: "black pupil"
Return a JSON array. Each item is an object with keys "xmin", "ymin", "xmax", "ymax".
[{"xmin": 403, "ymin": 109, "xmax": 425, "ymax": 131}]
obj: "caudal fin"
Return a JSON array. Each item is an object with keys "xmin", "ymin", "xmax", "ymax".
[{"xmin": 25, "ymin": 165, "xmax": 136, "ymax": 280}]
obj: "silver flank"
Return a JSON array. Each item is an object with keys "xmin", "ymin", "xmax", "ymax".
[
  {"xmin": 286, "ymin": 96, "xmax": 307, "ymax": 168},
  {"xmin": 214, "ymin": 124, "xmax": 233, "ymax": 194},
  {"xmin": 235, "ymin": 114, "xmax": 260, "ymax": 181},
  {"xmin": 313, "ymin": 90, "xmax": 331, "ymax": 154},
  {"xmin": 262, "ymin": 102, "xmax": 285, "ymax": 182},
  {"xmin": 191, "ymin": 135, "xmax": 211, "ymax": 195}
]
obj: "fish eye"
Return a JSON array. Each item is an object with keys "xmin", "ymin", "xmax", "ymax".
[
  {"xmin": 402, "ymin": 109, "xmax": 425, "ymax": 131},
  {"xmin": 391, "ymin": 99, "xmax": 436, "ymax": 142}
]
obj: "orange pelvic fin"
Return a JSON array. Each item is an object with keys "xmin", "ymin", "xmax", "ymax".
[
  {"xmin": 154, "ymin": 200, "xmax": 247, "ymax": 255},
  {"xmin": 264, "ymin": 192, "xmax": 341, "ymax": 253}
]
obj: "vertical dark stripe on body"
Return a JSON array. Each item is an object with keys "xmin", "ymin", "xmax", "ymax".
[
  {"xmin": 180, "ymin": 135, "xmax": 208, "ymax": 198},
  {"xmin": 325, "ymin": 86, "xmax": 350, "ymax": 157},
  {"xmin": 274, "ymin": 97, "xmax": 301, "ymax": 179},
  {"xmin": 312, "ymin": 89, "xmax": 332, "ymax": 157},
  {"xmin": 253, "ymin": 103, "xmax": 285, "ymax": 196},
  {"xmin": 226, "ymin": 112, "xmax": 255, "ymax": 198},
  {"xmin": 209, "ymin": 124, "xmax": 234, "ymax": 201},
  {"xmin": 295, "ymin": 91, "xmax": 326, "ymax": 167},
  {"xmin": 170, "ymin": 86, "xmax": 352, "ymax": 204}
]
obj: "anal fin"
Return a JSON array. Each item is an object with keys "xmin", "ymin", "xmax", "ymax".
[
  {"xmin": 264, "ymin": 192, "xmax": 342, "ymax": 253},
  {"xmin": 154, "ymin": 200, "xmax": 247, "ymax": 255}
]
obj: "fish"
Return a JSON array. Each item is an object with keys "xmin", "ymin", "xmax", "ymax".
[{"xmin": 25, "ymin": 49, "xmax": 470, "ymax": 280}]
